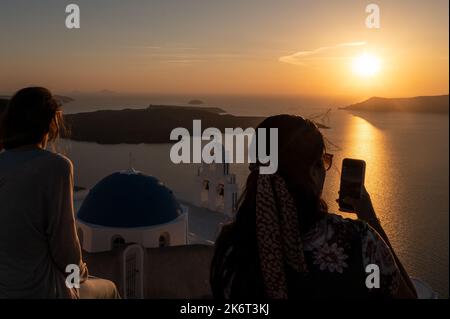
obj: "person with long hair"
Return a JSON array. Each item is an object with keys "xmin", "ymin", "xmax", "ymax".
[
  {"xmin": 0, "ymin": 87, "xmax": 119, "ymax": 298},
  {"xmin": 210, "ymin": 114, "xmax": 417, "ymax": 299}
]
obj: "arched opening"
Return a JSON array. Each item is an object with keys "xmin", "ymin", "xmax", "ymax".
[
  {"xmin": 216, "ymin": 184, "xmax": 225, "ymax": 210},
  {"xmin": 217, "ymin": 184, "xmax": 225, "ymax": 196},
  {"xmin": 201, "ymin": 180, "xmax": 210, "ymax": 205},
  {"xmin": 111, "ymin": 235, "xmax": 126, "ymax": 250},
  {"xmin": 158, "ymin": 232, "xmax": 170, "ymax": 248}
]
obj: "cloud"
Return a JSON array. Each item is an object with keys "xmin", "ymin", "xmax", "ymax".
[
  {"xmin": 126, "ymin": 46, "xmax": 198, "ymax": 51},
  {"xmin": 279, "ymin": 42, "xmax": 367, "ymax": 66},
  {"xmin": 125, "ymin": 44, "xmax": 250, "ymax": 64},
  {"xmin": 162, "ymin": 59, "xmax": 206, "ymax": 65}
]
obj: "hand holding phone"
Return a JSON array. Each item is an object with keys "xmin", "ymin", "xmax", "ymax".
[{"xmin": 338, "ymin": 158, "xmax": 366, "ymax": 213}]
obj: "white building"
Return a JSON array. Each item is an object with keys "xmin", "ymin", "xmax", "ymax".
[
  {"xmin": 194, "ymin": 161, "xmax": 238, "ymax": 218},
  {"xmin": 76, "ymin": 169, "xmax": 188, "ymax": 253}
]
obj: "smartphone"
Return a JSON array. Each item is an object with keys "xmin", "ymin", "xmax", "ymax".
[{"xmin": 338, "ymin": 158, "xmax": 366, "ymax": 212}]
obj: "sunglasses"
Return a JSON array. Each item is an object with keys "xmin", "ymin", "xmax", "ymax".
[{"xmin": 323, "ymin": 153, "xmax": 334, "ymax": 171}]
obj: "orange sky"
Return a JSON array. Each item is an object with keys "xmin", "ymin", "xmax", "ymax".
[{"xmin": 0, "ymin": 0, "xmax": 448, "ymax": 98}]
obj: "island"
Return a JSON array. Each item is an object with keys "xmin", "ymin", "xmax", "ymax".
[
  {"xmin": 1, "ymin": 100, "xmax": 330, "ymax": 145},
  {"xmin": 63, "ymin": 104, "xmax": 265, "ymax": 144},
  {"xmin": 340, "ymin": 95, "xmax": 449, "ymax": 114}
]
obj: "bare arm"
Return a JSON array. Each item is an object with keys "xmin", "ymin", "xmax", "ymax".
[{"xmin": 342, "ymin": 187, "xmax": 417, "ymax": 298}]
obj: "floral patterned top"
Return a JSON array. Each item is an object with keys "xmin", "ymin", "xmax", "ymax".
[
  {"xmin": 296, "ymin": 213, "xmax": 401, "ymax": 298},
  {"xmin": 218, "ymin": 213, "xmax": 402, "ymax": 299}
]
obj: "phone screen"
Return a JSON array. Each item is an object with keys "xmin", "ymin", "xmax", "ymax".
[{"xmin": 338, "ymin": 159, "xmax": 366, "ymax": 211}]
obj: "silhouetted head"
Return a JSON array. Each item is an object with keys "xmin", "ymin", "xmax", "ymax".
[
  {"xmin": 253, "ymin": 114, "xmax": 330, "ymax": 200},
  {"xmin": 0, "ymin": 87, "xmax": 65, "ymax": 150},
  {"xmin": 211, "ymin": 114, "xmax": 332, "ymax": 299}
]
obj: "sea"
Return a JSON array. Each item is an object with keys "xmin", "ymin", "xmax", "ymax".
[{"xmin": 57, "ymin": 93, "xmax": 449, "ymax": 298}]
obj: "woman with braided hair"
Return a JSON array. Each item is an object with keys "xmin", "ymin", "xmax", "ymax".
[{"xmin": 210, "ymin": 114, "xmax": 417, "ymax": 299}]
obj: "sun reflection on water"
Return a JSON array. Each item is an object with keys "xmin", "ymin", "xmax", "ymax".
[{"xmin": 323, "ymin": 114, "xmax": 392, "ymax": 224}]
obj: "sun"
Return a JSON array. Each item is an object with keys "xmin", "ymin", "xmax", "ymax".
[{"xmin": 352, "ymin": 53, "xmax": 381, "ymax": 77}]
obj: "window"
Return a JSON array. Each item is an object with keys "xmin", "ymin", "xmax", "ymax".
[
  {"xmin": 111, "ymin": 235, "xmax": 126, "ymax": 250},
  {"xmin": 159, "ymin": 232, "xmax": 170, "ymax": 248}
]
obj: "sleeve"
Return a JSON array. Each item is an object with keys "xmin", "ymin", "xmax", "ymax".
[
  {"xmin": 360, "ymin": 222, "xmax": 401, "ymax": 297},
  {"xmin": 46, "ymin": 156, "xmax": 88, "ymax": 283}
]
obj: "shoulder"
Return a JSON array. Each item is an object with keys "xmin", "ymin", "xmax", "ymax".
[
  {"xmin": 324, "ymin": 213, "xmax": 369, "ymax": 232},
  {"xmin": 303, "ymin": 213, "xmax": 366, "ymax": 251},
  {"xmin": 324, "ymin": 213, "xmax": 391, "ymax": 251},
  {"xmin": 53, "ymin": 152, "xmax": 73, "ymax": 171},
  {"xmin": 38, "ymin": 151, "xmax": 74, "ymax": 175},
  {"xmin": 311, "ymin": 213, "xmax": 372, "ymax": 244}
]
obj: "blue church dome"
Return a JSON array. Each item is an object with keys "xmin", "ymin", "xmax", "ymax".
[{"xmin": 77, "ymin": 170, "xmax": 182, "ymax": 228}]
